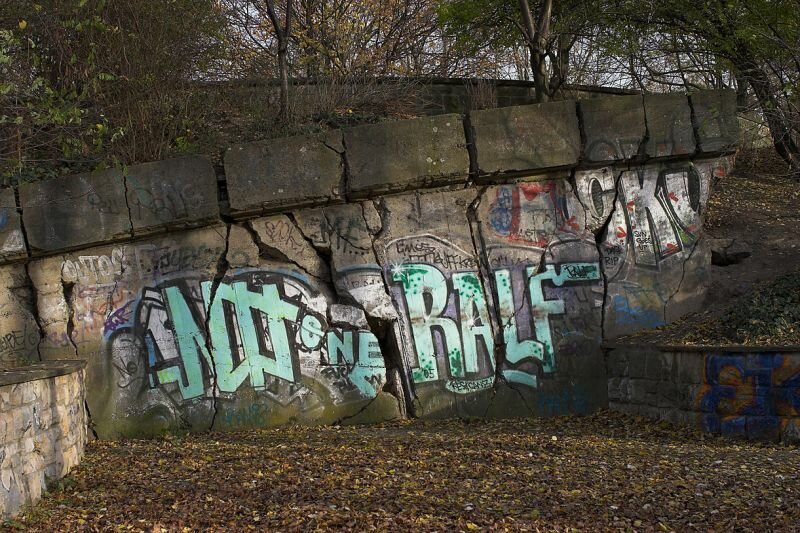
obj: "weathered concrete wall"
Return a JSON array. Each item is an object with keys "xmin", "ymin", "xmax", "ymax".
[
  {"xmin": 607, "ymin": 345, "xmax": 800, "ymax": 443},
  {"xmin": 0, "ymin": 361, "xmax": 87, "ymax": 518},
  {"xmin": 0, "ymin": 91, "xmax": 739, "ymax": 437}
]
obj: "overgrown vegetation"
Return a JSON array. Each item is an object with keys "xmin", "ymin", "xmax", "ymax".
[{"xmin": 1, "ymin": 1, "xmax": 799, "ymax": 182}]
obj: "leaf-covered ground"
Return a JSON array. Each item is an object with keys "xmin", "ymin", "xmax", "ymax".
[{"xmin": 7, "ymin": 412, "xmax": 800, "ymax": 532}]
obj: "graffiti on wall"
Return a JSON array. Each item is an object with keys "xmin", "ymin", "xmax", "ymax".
[
  {"xmin": 386, "ymin": 227, "xmax": 601, "ymax": 392},
  {"xmin": 574, "ymin": 159, "xmax": 731, "ymax": 334},
  {"xmin": 480, "ymin": 181, "xmax": 604, "ymax": 388},
  {"xmin": 99, "ymin": 269, "xmax": 387, "ymax": 429},
  {"xmin": 697, "ymin": 353, "xmax": 800, "ymax": 438}
]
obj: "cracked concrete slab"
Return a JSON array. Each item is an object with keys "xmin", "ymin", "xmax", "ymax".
[
  {"xmin": 224, "ymin": 131, "xmax": 344, "ymax": 216},
  {"xmin": 294, "ymin": 203, "xmax": 397, "ymax": 322},
  {"xmin": 248, "ymin": 215, "xmax": 330, "ymax": 280},
  {"xmin": 20, "ymin": 169, "xmax": 132, "ymax": 254},
  {"xmin": 593, "ymin": 160, "xmax": 719, "ymax": 338},
  {"xmin": 474, "ymin": 177, "xmax": 607, "ymax": 417},
  {"xmin": 579, "ymin": 95, "xmax": 647, "ymax": 163},
  {"xmin": 0, "ymin": 265, "xmax": 41, "ymax": 368},
  {"xmin": 376, "ymin": 188, "xmax": 495, "ymax": 418},
  {"xmin": 124, "ymin": 156, "xmax": 220, "ymax": 236},
  {"xmin": 27, "ymin": 221, "xmax": 402, "ymax": 437}
]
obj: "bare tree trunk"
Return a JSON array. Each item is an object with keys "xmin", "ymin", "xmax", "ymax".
[
  {"xmin": 548, "ymin": 32, "xmax": 571, "ymax": 96},
  {"xmin": 735, "ymin": 53, "xmax": 800, "ymax": 180},
  {"xmin": 266, "ymin": 0, "xmax": 293, "ymax": 122},
  {"xmin": 518, "ymin": 0, "xmax": 551, "ymax": 103}
]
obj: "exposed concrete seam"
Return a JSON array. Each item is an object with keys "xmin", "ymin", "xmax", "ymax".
[
  {"xmin": 686, "ymin": 93, "xmax": 703, "ymax": 158},
  {"xmin": 121, "ymin": 171, "xmax": 135, "ymax": 238},
  {"xmin": 83, "ymin": 399, "xmax": 99, "ymax": 440},
  {"xmin": 636, "ymin": 94, "xmax": 650, "ymax": 165},
  {"xmin": 58, "ymin": 271, "xmax": 79, "ymax": 358},
  {"xmin": 337, "ymin": 133, "xmax": 351, "ymax": 203},
  {"xmin": 13, "ymin": 185, "xmax": 32, "ymax": 259},
  {"xmin": 574, "ymin": 102, "xmax": 587, "ymax": 167},
  {"xmin": 203, "ymin": 223, "xmax": 231, "ymax": 431},
  {"xmin": 355, "ymin": 202, "xmax": 413, "ymax": 418},
  {"xmin": 465, "ymin": 186, "xmax": 505, "ymax": 390},
  {"xmin": 23, "ymin": 262, "xmax": 46, "ymax": 363},
  {"xmin": 664, "ymin": 235, "xmax": 703, "ymax": 323},
  {"xmin": 243, "ymin": 220, "xmax": 327, "ymax": 284},
  {"xmin": 593, "ymin": 169, "xmax": 625, "ymax": 341},
  {"xmin": 368, "ymin": 200, "xmax": 420, "ymax": 411},
  {"xmin": 463, "ymin": 111, "xmax": 479, "ymax": 181}
]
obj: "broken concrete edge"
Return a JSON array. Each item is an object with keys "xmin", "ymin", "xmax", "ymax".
[
  {"xmin": 3, "ymin": 92, "xmax": 737, "ymax": 261},
  {"xmin": 0, "ymin": 360, "xmax": 86, "ymax": 387}
]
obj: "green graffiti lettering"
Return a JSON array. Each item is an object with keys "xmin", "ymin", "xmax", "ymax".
[
  {"xmin": 453, "ymin": 272, "xmax": 494, "ymax": 376},
  {"xmin": 160, "ymin": 286, "xmax": 213, "ymax": 399},
  {"xmin": 392, "ymin": 264, "xmax": 461, "ymax": 383}
]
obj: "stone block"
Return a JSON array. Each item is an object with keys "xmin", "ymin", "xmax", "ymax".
[
  {"xmin": 644, "ymin": 93, "xmax": 696, "ymax": 158},
  {"xmin": 225, "ymin": 131, "xmax": 343, "ymax": 216},
  {"xmin": 689, "ymin": 90, "xmax": 739, "ymax": 153},
  {"xmin": 344, "ymin": 114, "xmax": 469, "ymax": 196},
  {"xmin": 630, "ymin": 379, "xmax": 649, "ymax": 404},
  {"xmin": 746, "ymin": 416, "xmax": 781, "ymax": 442},
  {"xmin": 248, "ymin": 215, "xmax": 329, "ymax": 279},
  {"xmin": 20, "ymin": 169, "xmax": 131, "ymax": 254},
  {"xmin": 657, "ymin": 380, "xmax": 680, "ymax": 408},
  {"xmin": 628, "ymin": 353, "xmax": 647, "ymax": 379},
  {"xmin": 125, "ymin": 156, "xmax": 219, "ymax": 235},
  {"xmin": 645, "ymin": 351, "xmax": 671, "ymax": 381},
  {"xmin": 580, "ymin": 95, "xmax": 646, "ymax": 162},
  {"xmin": 605, "ymin": 347, "xmax": 629, "ymax": 377},
  {"xmin": 0, "ymin": 188, "xmax": 26, "ymax": 262},
  {"xmin": 607, "ymin": 377, "xmax": 621, "ymax": 401},
  {"xmin": 470, "ymin": 101, "xmax": 580, "ymax": 175},
  {"xmin": 676, "ymin": 352, "xmax": 705, "ymax": 384}
]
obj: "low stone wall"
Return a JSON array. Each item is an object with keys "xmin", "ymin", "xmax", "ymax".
[
  {"xmin": 607, "ymin": 345, "xmax": 800, "ymax": 442},
  {"xmin": 0, "ymin": 90, "xmax": 739, "ymax": 437},
  {"xmin": 0, "ymin": 361, "xmax": 87, "ymax": 518}
]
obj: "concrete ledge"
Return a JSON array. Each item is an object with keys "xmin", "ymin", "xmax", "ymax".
[
  {"xmin": 0, "ymin": 360, "xmax": 87, "ymax": 387},
  {"xmin": 20, "ymin": 170, "xmax": 131, "ymax": 255},
  {"xmin": 126, "ymin": 156, "xmax": 219, "ymax": 235},
  {"xmin": 225, "ymin": 131, "xmax": 344, "ymax": 216},
  {"xmin": 470, "ymin": 101, "xmax": 581, "ymax": 176},
  {"xmin": 689, "ymin": 89, "xmax": 739, "ymax": 153},
  {"xmin": 644, "ymin": 93, "xmax": 696, "ymax": 158},
  {"xmin": 580, "ymin": 94, "xmax": 646, "ymax": 163},
  {"xmin": 344, "ymin": 114, "xmax": 469, "ymax": 196}
]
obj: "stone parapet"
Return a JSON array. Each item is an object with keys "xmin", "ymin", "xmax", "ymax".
[{"xmin": 0, "ymin": 361, "xmax": 87, "ymax": 518}]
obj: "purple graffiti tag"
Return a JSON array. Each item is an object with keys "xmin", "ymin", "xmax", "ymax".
[{"xmin": 104, "ymin": 300, "xmax": 135, "ymax": 335}]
